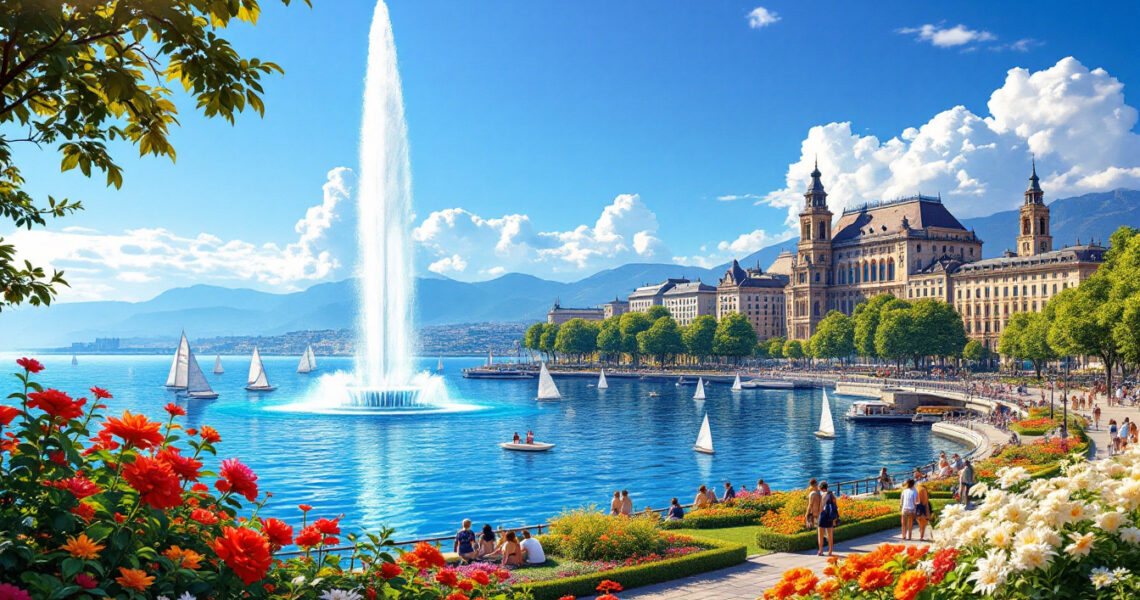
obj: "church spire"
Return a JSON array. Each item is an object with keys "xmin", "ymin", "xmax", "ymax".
[
  {"xmin": 804, "ymin": 158, "xmax": 828, "ymax": 209},
  {"xmin": 1027, "ymin": 156, "xmax": 1042, "ymax": 195}
]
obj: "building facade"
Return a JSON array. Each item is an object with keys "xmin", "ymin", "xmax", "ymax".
[
  {"xmin": 782, "ymin": 163, "xmax": 1105, "ymax": 348},
  {"xmin": 602, "ymin": 297, "xmax": 630, "ymax": 319},
  {"xmin": 716, "ymin": 260, "xmax": 787, "ymax": 341},
  {"xmin": 546, "ymin": 299, "xmax": 604, "ymax": 325},
  {"xmin": 628, "ymin": 278, "xmax": 689, "ymax": 312},
  {"xmin": 662, "ymin": 281, "xmax": 717, "ymax": 326}
]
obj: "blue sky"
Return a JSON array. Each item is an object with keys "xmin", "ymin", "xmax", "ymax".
[{"xmin": 7, "ymin": 0, "xmax": 1140, "ymax": 301}]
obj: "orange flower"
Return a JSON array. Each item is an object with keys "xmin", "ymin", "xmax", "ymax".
[
  {"xmin": 163, "ymin": 545, "xmax": 204, "ymax": 570},
  {"xmin": 859, "ymin": 567, "xmax": 894, "ymax": 591},
  {"xmin": 101, "ymin": 411, "xmax": 164, "ymax": 449},
  {"xmin": 213, "ymin": 526, "xmax": 272, "ymax": 585},
  {"xmin": 28, "ymin": 389, "xmax": 86, "ymax": 421},
  {"xmin": 792, "ymin": 571, "xmax": 818, "ymax": 596},
  {"xmin": 818, "ymin": 579, "xmax": 840, "ymax": 599},
  {"xmin": 400, "ymin": 542, "xmax": 446, "ymax": 570},
  {"xmin": 60, "ymin": 534, "xmax": 104, "ymax": 559},
  {"xmin": 115, "ymin": 567, "xmax": 154, "ymax": 591},
  {"xmin": 123, "ymin": 455, "xmax": 182, "ymax": 509},
  {"xmin": 894, "ymin": 570, "xmax": 928, "ymax": 600},
  {"xmin": 199, "ymin": 425, "xmax": 221, "ymax": 444}
]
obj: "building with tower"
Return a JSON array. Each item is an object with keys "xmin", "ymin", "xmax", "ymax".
[{"xmin": 715, "ymin": 260, "xmax": 787, "ymax": 341}]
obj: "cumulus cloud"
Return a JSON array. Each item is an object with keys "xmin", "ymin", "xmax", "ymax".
[
  {"xmin": 759, "ymin": 57, "xmax": 1140, "ymax": 228},
  {"xmin": 7, "ymin": 167, "xmax": 357, "ymax": 301},
  {"xmin": 747, "ymin": 7, "xmax": 780, "ymax": 29},
  {"xmin": 412, "ymin": 194, "xmax": 670, "ymax": 281},
  {"xmin": 897, "ymin": 23, "xmax": 996, "ymax": 48}
]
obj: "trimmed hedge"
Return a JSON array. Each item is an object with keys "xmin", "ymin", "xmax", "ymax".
[
  {"xmin": 659, "ymin": 510, "xmax": 763, "ymax": 530},
  {"xmin": 518, "ymin": 535, "xmax": 747, "ymax": 600},
  {"xmin": 881, "ymin": 489, "xmax": 955, "ymax": 500},
  {"xmin": 753, "ymin": 500, "xmax": 953, "ymax": 553}
]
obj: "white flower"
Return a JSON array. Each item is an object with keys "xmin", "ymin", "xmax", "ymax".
[
  {"xmin": 968, "ymin": 550, "xmax": 1009, "ymax": 596},
  {"xmin": 987, "ymin": 522, "xmax": 1016, "ymax": 548},
  {"xmin": 1117, "ymin": 480, "xmax": 1140, "ymax": 510},
  {"xmin": 1096, "ymin": 510, "xmax": 1128, "ymax": 532},
  {"xmin": 158, "ymin": 596, "xmax": 171, "ymax": 600},
  {"xmin": 1090, "ymin": 567, "xmax": 1114, "ymax": 589},
  {"xmin": 1111, "ymin": 567, "xmax": 1130, "ymax": 582},
  {"xmin": 1064, "ymin": 532, "xmax": 1096, "ymax": 557},
  {"xmin": 997, "ymin": 466, "xmax": 1030, "ymax": 489},
  {"xmin": 178, "ymin": 594, "xmax": 196, "ymax": 600},
  {"xmin": 1118, "ymin": 526, "xmax": 1140, "ymax": 544},
  {"xmin": 1011, "ymin": 542, "xmax": 1056, "ymax": 571},
  {"xmin": 291, "ymin": 576, "xmax": 306, "ymax": 586},
  {"xmin": 319, "ymin": 590, "xmax": 362, "ymax": 600}
]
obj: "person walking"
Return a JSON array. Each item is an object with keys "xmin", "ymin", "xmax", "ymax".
[
  {"xmin": 914, "ymin": 482, "xmax": 931, "ymax": 541},
  {"xmin": 958, "ymin": 459, "xmax": 975, "ymax": 509},
  {"xmin": 804, "ymin": 479, "xmax": 822, "ymax": 531},
  {"xmin": 1094, "ymin": 405, "xmax": 1102, "ymax": 430},
  {"xmin": 816, "ymin": 482, "xmax": 839, "ymax": 556},
  {"xmin": 900, "ymin": 479, "xmax": 917, "ymax": 540}
]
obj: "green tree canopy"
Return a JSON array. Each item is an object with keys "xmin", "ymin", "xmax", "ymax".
[
  {"xmin": 910, "ymin": 299, "xmax": 968, "ymax": 361},
  {"xmin": 524, "ymin": 322, "xmax": 545, "ymax": 352},
  {"xmin": 646, "ymin": 305, "xmax": 671, "ymax": 321},
  {"xmin": 596, "ymin": 317, "xmax": 624, "ymax": 362},
  {"xmin": 713, "ymin": 312, "xmax": 758, "ymax": 364},
  {"xmin": 874, "ymin": 302, "xmax": 916, "ymax": 368},
  {"xmin": 0, "ymin": 0, "xmax": 307, "ymax": 311},
  {"xmin": 619, "ymin": 311, "xmax": 653, "ymax": 366},
  {"xmin": 637, "ymin": 316, "xmax": 684, "ymax": 367},
  {"xmin": 999, "ymin": 311, "xmax": 1055, "ymax": 378},
  {"xmin": 809, "ymin": 310, "xmax": 855, "ymax": 360},
  {"xmin": 962, "ymin": 339, "xmax": 988, "ymax": 363},
  {"xmin": 782, "ymin": 339, "xmax": 804, "ymax": 361},
  {"xmin": 682, "ymin": 315, "xmax": 717, "ymax": 361},
  {"xmin": 539, "ymin": 323, "xmax": 559, "ymax": 360},
  {"xmin": 853, "ymin": 294, "xmax": 898, "ymax": 358},
  {"xmin": 554, "ymin": 318, "xmax": 598, "ymax": 361},
  {"xmin": 766, "ymin": 336, "xmax": 786, "ymax": 359}
]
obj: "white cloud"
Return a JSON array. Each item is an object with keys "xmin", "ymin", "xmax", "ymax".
[
  {"xmin": 716, "ymin": 229, "xmax": 787, "ymax": 255},
  {"xmin": 413, "ymin": 194, "xmax": 671, "ymax": 281},
  {"xmin": 7, "ymin": 167, "xmax": 357, "ymax": 301},
  {"xmin": 747, "ymin": 7, "xmax": 780, "ymax": 29},
  {"xmin": 428, "ymin": 254, "xmax": 467, "ymax": 275},
  {"xmin": 897, "ymin": 23, "xmax": 996, "ymax": 48},
  {"xmin": 759, "ymin": 57, "xmax": 1140, "ymax": 227},
  {"xmin": 716, "ymin": 194, "xmax": 762, "ymax": 202},
  {"xmin": 991, "ymin": 38, "xmax": 1042, "ymax": 53}
]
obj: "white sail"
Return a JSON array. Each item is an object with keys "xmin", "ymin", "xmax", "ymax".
[
  {"xmin": 731, "ymin": 373, "xmax": 742, "ymax": 391},
  {"xmin": 165, "ymin": 333, "xmax": 191, "ymax": 388},
  {"xmin": 437, "ymin": 357, "xmax": 444, "ymax": 372},
  {"xmin": 297, "ymin": 348, "xmax": 313, "ymax": 374},
  {"xmin": 71, "ymin": 355, "xmax": 78, "ymax": 366},
  {"xmin": 818, "ymin": 390, "xmax": 836, "ymax": 437},
  {"xmin": 186, "ymin": 350, "xmax": 217, "ymax": 398},
  {"xmin": 488, "ymin": 350, "xmax": 494, "ymax": 366},
  {"xmin": 246, "ymin": 347, "xmax": 273, "ymax": 390},
  {"xmin": 213, "ymin": 355, "xmax": 224, "ymax": 374},
  {"xmin": 694, "ymin": 413, "xmax": 714, "ymax": 453},
  {"xmin": 597, "ymin": 369, "xmax": 608, "ymax": 389},
  {"xmin": 536, "ymin": 362, "xmax": 561, "ymax": 400},
  {"xmin": 693, "ymin": 377, "xmax": 706, "ymax": 400},
  {"xmin": 306, "ymin": 345, "xmax": 317, "ymax": 370}
]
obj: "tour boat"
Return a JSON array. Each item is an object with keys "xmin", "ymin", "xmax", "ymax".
[
  {"xmin": 693, "ymin": 413, "xmax": 714, "ymax": 454},
  {"xmin": 844, "ymin": 400, "xmax": 918, "ymax": 422},
  {"xmin": 183, "ymin": 348, "xmax": 219, "ymax": 399},
  {"xmin": 740, "ymin": 379, "xmax": 794, "ymax": 390},
  {"xmin": 597, "ymin": 369, "xmax": 608, "ymax": 389},
  {"xmin": 500, "ymin": 441, "xmax": 555, "ymax": 452},
  {"xmin": 165, "ymin": 332, "xmax": 191, "ymax": 389},
  {"xmin": 814, "ymin": 390, "xmax": 837, "ymax": 439},
  {"xmin": 213, "ymin": 355, "xmax": 224, "ymax": 375},
  {"xmin": 535, "ymin": 362, "xmax": 562, "ymax": 402},
  {"xmin": 693, "ymin": 377, "xmax": 706, "ymax": 400},
  {"xmin": 462, "ymin": 367, "xmax": 535, "ymax": 379},
  {"xmin": 731, "ymin": 373, "xmax": 742, "ymax": 391},
  {"xmin": 245, "ymin": 347, "xmax": 276, "ymax": 392},
  {"xmin": 297, "ymin": 345, "xmax": 317, "ymax": 374},
  {"xmin": 71, "ymin": 355, "xmax": 78, "ymax": 366}
]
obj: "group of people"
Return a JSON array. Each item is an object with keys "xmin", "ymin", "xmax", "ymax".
[
  {"xmin": 453, "ymin": 519, "xmax": 545, "ymax": 567},
  {"xmin": 1108, "ymin": 418, "xmax": 1140, "ymax": 455},
  {"xmin": 511, "ymin": 431, "xmax": 535, "ymax": 444}
]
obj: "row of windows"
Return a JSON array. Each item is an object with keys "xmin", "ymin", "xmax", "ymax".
[
  {"xmin": 957, "ymin": 282, "xmax": 1066, "ymax": 299},
  {"xmin": 836, "ymin": 259, "xmax": 897, "ymax": 284}
]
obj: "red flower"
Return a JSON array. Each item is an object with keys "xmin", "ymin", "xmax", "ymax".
[
  {"xmin": 597, "ymin": 580, "xmax": 623, "ymax": 593},
  {"xmin": 123, "ymin": 455, "xmax": 182, "ymax": 509},
  {"xmin": 190, "ymin": 508, "xmax": 219, "ymax": 525},
  {"xmin": 457, "ymin": 580, "xmax": 474, "ymax": 592},
  {"xmin": 379, "ymin": 562, "xmax": 403, "ymax": 579},
  {"xmin": 199, "ymin": 426, "xmax": 221, "ymax": 443},
  {"xmin": 58, "ymin": 475, "xmax": 101, "ymax": 499},
  {"xmin": 163, "ymin": 403, "xmax": 186, "ymax": 417},
  {"xmin": 89, "ymin": 387, "xmax": 112, "ymax": 400},
  {"xmin": 400, "ymin": 542, "xmax": 446, "ymax": 570},
  {"xmin": 185, "ymin": 428, "xmax": 198, "ymax": 436},
  {"xmin": 27, "ymin": 389, "xmax": 85, "ymax": 421},
  {"xmin": 74, "ymin": 574, "xmax": 97, "ymax": 589},
  {"xmin": 557, "ymin": 596, "xmax": 575, "ymax": 600},
  {"xmin": 444, "ymin": 593, "xmax": 468, "ymax": 600},
  {"xmin": 435, "ymin": 569, "xmax": 459, "ymax": 588},
  {"xmin": 493, "ymin": 568, "xmax": 511, "ymax": 582},
  {"xmin": 16, "ymin": 357, "xmax": 44, "ymax": 374},
  {"xmin": 261, "ymin": 518, "xmax": 293, "ymax": 548},
  {"xmin": 0, "ymin": 405, "xmax": 19, "ymax": 427},
  {"xmin": 299, "ymin": 504, "xmax": 313, "ymax": 512},
  {"xmin": 930, "ymin": 548, "xmax": 959, "ymax": 584},
  {"xmin": 213, "ymin": 526, "xmax": 272, "ymax": 585},
  {"xmin": 190, "ymin": 482, "xmax": 209, "ymax": 494},
  {"xmin": 70, "ymin": 502, "xmax": 95, "ymax": 523},
  {"xmin": 49, "ymin": 451, "xmax": 67, "ymax": 465},
  {"xmin": 101, "ymin": 411, "xmax": 164, "ymax": 449},
  {"xmin": 156, "ymin": 448, "xmax": 202, "ymax": 481},
  {"xmin": 294, "ymin": 525, "xmax": 322, "ymax": 548},
  {"xmin": 314, "ymin": 516, "xmax": 341, "ymax": 536},
  {"xmin": 218, "ymin": 458, "xmax": 259, "ymax": 501},
  {"xmin": 470, "ymin": 570, "xmax": 490, "ymax": 586}
]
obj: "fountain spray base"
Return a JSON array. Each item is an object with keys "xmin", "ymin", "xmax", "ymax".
[{"xmin": 345, "ymin": 386, "xmax": 426, "ymax": 409}]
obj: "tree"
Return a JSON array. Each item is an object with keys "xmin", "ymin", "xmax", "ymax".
[
  {"xmin": 539, "ymin": 323, "xmax": 559, "ymax": 361},
  {"xmin": 753, "ymin": 341, "xmax": 769, "ymax": 359},
  {"xmin": 853, "ymin": 294, "xmax": 898, "ymax": 359},
  {"xmin": 999, "ymin": 312, "xmax": 1055, "ymax": 378},
  {"xmin": 646, "ymin": 305, "xmax": 671, "ymax": 321},
  {"xmin": 619, "ymin": 312, "xmax": 653, "ymax": 366},
  {"xmin": 713, "ymin": 312, "xmax": 758, "ymax": 365},
  {"xmin": 596, "ymin": 318, "xmax": 624, "ymax": 364},
  {"xmin": 1048, "ymin": 278, "xmax": 1120, "ymax": 393},
  {"xmin": 682, "ymin": 315, "xmax": 717, "ymax": 363},
  {"xmin": 524, "ymin": 322, "xmax": 544, "ymax": 356},
  {"xmin": 875, "ymin": 304, "xmax": 916, "ymax": 370},
  {"xmin": 554, "ymin": 318, "xmax": 598, "ymax": 362},
  {"xmin": 0, "ymin": 0, "xmax": 307, "ymax": 311},
  {"xmin": 637, "ymin": 316, "xmax": 684, "ymax": 367},
  {"xmin": 910, "ymin": 299, "xmax": 968, "ymax": 364},
  {"xmin": 766, "ymin": 337, "xmax": 786, "ymax": 359},
  {"xmin": 962, "ymin": 340, "xmax": 987, "ymax": 365},
  {"xmin": 809, "ymin": 310, "xmax": 855, "ymax": 361},
  {"xmin": 782, "ymin": 339, "xmax": 804, "ymax": 366}
]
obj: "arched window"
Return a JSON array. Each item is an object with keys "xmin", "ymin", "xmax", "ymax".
[
  {"xmin": 887, "ymin": 259, "xmax": 895, "ymax": 280},
  {"xmin": 879, "ymin": 262, "xmax": 886, "ymax": 281},
  {"xmin": 1039, "ymin": 217, "xmax": 1046, "ymax": 234},
  {"xmin": 863, "ymin": 262, "xmax": 869, "ymax": 282},
  {"xmin": 870, "ymin": 260, "xmax": 877, "ymax": 282},
  {"xmin": 818, "ymin": 220, "xmax": 827, "ymax": 240},
  {"xmin": 1022, "ymin": 218, "xmax": 1030, "ymax": 235},
  {"xmin": 803, "ymin": 221, "xmax": 811, "ymax": 239}
]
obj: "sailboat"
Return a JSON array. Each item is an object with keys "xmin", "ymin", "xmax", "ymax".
[
  {"xmin": 487, "ymin": 350, "xmax": 494, "ymax": 367},
  {"xmin": 731, "ymin": 373, "xmax": 742, "ymax": 391},
  {"xmin": 597, "ymin": 369, "xmax": 608, "ymax": 389},
  {"xmin": 693, "ymin": 377, "xmax": 706, "ymax": 400},
  {"xmin": 535, "ymin": 362, "xmax": 562, "ymax": 402},
  {"xmin": 297, "ymin": 345, "xmax": 317, "ymax": 374},
  {"xmin": 437, "ymin": 357, "xmax": 444, "ymax": 372},
  {"xmin": 814, "ymin": 390, "xmax": 837, "ymax": 439},
  {"xmin": 693, "ymin": 413, "xmax": 714, "ymax": 454},
  {"xmin": 213, "ymin": 355, "xmax": 224, "ymax": 375},
  {"xmin": 245, "ymin": 347, "xmax": 276, "ymax": 392},
  {"xmin": 71, "ymin": 355, "xmax": 78, "ymax": 366},
  {"xmin": 184, "ymin": 349, "xmax": 219, "ymax": 399},
  {"xmin": 165, "ymin": 332, "xmax": 191, "ymax": 389}
]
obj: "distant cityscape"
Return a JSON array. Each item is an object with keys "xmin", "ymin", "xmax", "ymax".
[{"xmin": 54, "ymin": 322, "xmax": 530, "ymax": 357}]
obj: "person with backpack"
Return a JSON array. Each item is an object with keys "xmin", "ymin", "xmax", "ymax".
[{"xmin": 816, "ymin": 481, "xmax": 839, "ymax": 556}]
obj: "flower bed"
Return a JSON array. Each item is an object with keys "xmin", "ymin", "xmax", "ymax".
[
  {"xmin": 542, "ymin": 508, "xmax": 666, "ymax": 561},
  {"xmin": 1011, "ymin": 416, "xmax": 1060, "ymax": 435}
]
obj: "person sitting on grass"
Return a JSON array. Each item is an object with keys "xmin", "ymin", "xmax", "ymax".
[
  {"xmin": 666, "ymin": 497, "xmax": 684, "ymax": 521},
  {"xmin": 756, "ymin": 478, "xmax": 771, "ymax": 496},
  {"xmin": 693, "ymin": 485, "xmax": 710, "ymax": 509},
  {"xmin": 520, "ymin": 530, "xmax": 545, "ymax": 565},
  {"xmin": 705, "ymin": 484, "xmax": 719, "ymax": 506},
  {"xmin": 454, "ymin": 519, "xmax": 478, "ymax": 564},
  {"xmin": 721, "ymin": 481, "xmax": 736, "ymax": 503},
  {"xmin": 477, "ymin": 524, "xmax": 497, "ymax": 559},
  {"xmin": 499, "ymin": 531, "xmax": 523, "ymax": 567}
]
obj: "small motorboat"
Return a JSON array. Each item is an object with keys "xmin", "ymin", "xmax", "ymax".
[
  {"xmin": 500, "ymin": 442, "xmax": 555, "ymax": 452},
  {"xmin": 648, "ymin": 392, "xmax": 661, "ymax": 398}
]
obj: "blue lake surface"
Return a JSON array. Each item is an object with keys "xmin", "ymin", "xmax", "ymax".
[{"xmin": 1, "ymin": 354, "xmax": 967, "ymax": 539}]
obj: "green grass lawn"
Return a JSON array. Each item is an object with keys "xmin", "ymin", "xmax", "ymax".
[{"xmin": 673, "ymin": 526, "xmax": 772, "ymax": 556}]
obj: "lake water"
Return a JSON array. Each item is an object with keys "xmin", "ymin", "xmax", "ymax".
[{"xmin": 1, "ymin": 354, "xmax": 968, "ymax": 539}]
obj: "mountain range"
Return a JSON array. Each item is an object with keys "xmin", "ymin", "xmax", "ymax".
[{"xmin": 4, "ymin": 189, "xmax": 1137, "ymax": 349}]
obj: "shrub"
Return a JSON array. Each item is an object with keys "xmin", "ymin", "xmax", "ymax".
[
  {"xmin": 546, "ymin": 507, "xmax": 665, "ymax": 561},
  {"xmin": 755, "ymin": 513, "xmax": 901, "ymax": 553},
  {"xmin": 662, "ymin": 505, "xmax": 765, "ymax": 529}
]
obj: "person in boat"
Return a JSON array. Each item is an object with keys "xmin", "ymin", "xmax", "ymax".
[
  {"xmin": 610, "ymin": 491, "xmax": 622, "ymax": 516},
  {"xmin": 513, "ymin": 432, "xmax": 520, "ymax": 444},
  {"xmin": 499, "ymin": 531, "xmax": 523, "ymax": 567},
  {"xmin": 666, "ymin": 498, "xmax": 684, "ymax": 521},
  {"xmin": 693, "ymin": 485, "xmax": 710, "ymax": 510},
  {"xmin": 525, "ymin": 430, "xmax": 534, "ymax": 444},
  {"xmin": 619, "ymin": 490, "xmax": 633, "ymax": 516},
  {"xmin": 721, "ymin": 481, "xmax": 736, "ymax": 503},
  {"xmin": 477, "ymin": 524, "xmax": 498, "ymax": 559},
  {"xmin": 816, "ymin": 481, "xmax": 839, "ymax": 557},
  {"xmin": 453, "ymin": 519, "xmax": 478, "ymax": 564},
  {"xmin": 520, "ymin": 530, "xmax": 545, "ymax": 565},
  {"xmin": 756, "ymin": 479, "xmax": 771, "ymax": 496}
]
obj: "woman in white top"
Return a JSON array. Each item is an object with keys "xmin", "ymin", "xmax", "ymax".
[{"xmin": 899, "ymin": 479, "xmax": 918, "ymax": 541}]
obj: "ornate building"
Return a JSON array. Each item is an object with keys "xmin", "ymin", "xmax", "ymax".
[
  {"xmin": 663, "ymin": 281, "xmax": 717, "ymax": 326},
  {"xmin": 716, "ymin": 260, "xmax": 787, "ymax": 341},
  {"xmin": 628, "ymin": 278, "xmax": 689, "ymax": 312},
  {"xmin": 546, "ymin": 299, "xmax": 604, "ymax": 325}
]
